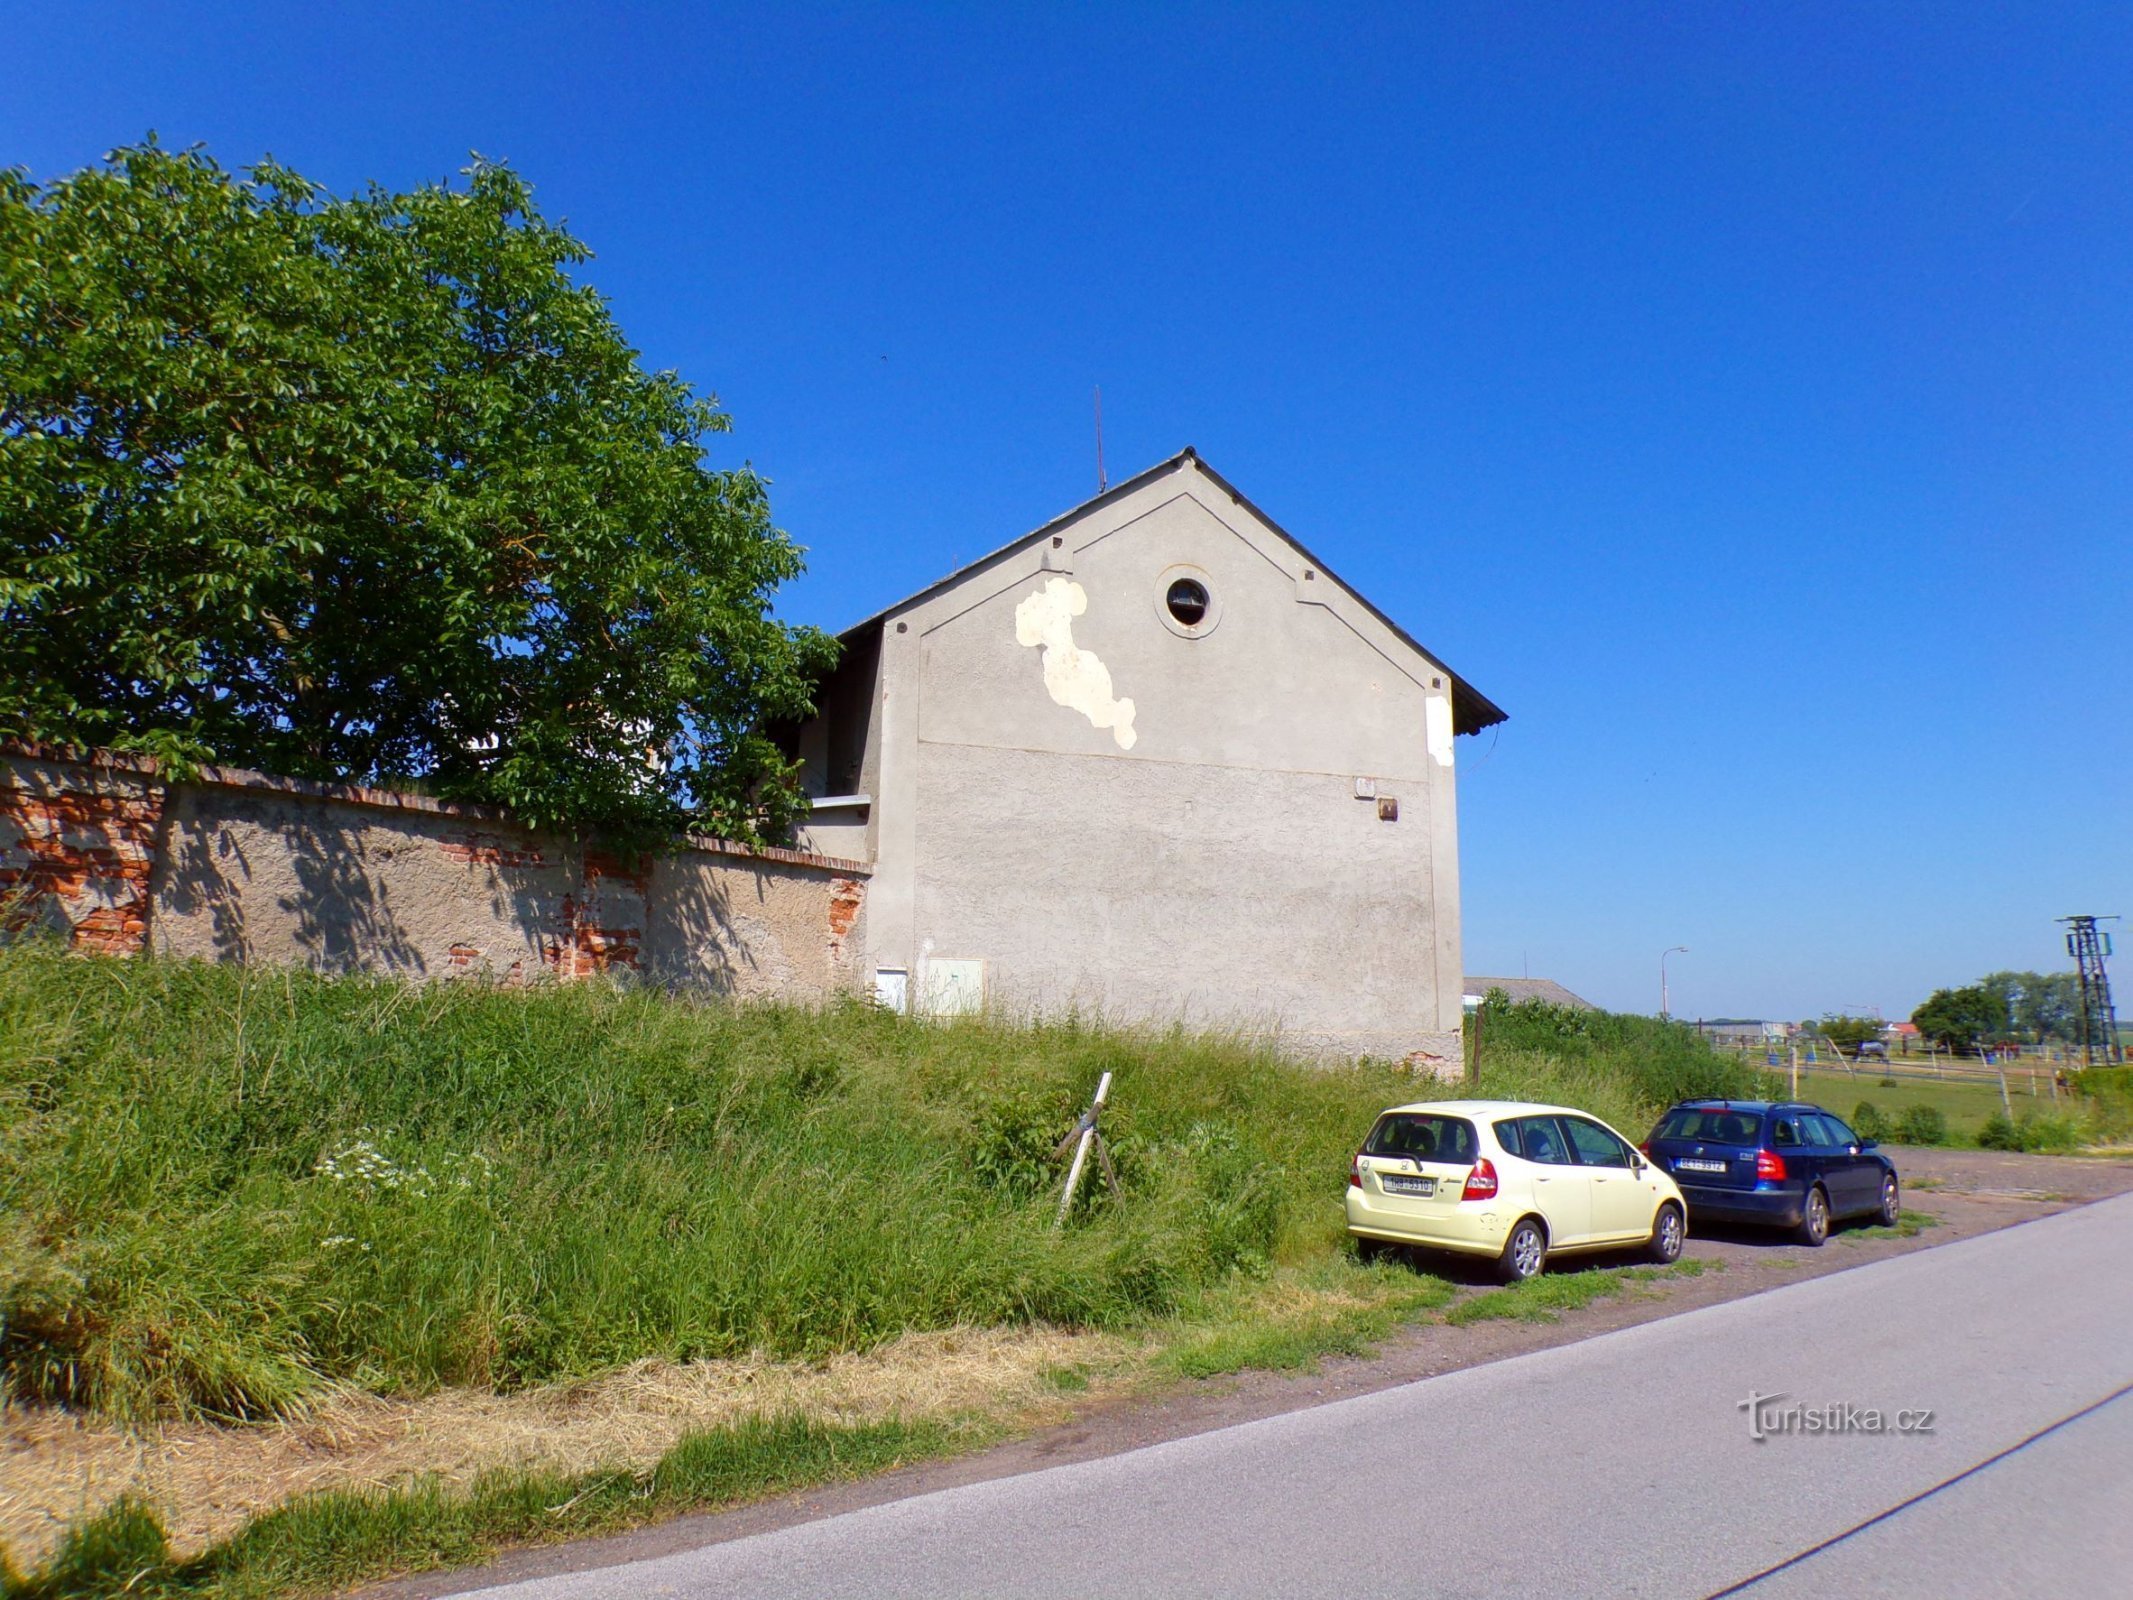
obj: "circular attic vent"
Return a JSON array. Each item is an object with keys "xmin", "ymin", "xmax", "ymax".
[{"xmin": 1164, "ymin": 577, "xmax": 1210, "ymax": 627}]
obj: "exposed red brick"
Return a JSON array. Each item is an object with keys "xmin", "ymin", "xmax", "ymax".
[
  {"xmin": 541, "ymin": 894, "xmax": 643, "ymax": 978},
  {"xmin": 71, "ymin": 902, "xmax": 151, "ymax": 954},
  {"xmin": 439, "ymin": 831, "xmax": 546, "ymax": 869},
  {"xmin": 582, "ymin": 848, "xmax": 650, "ymax": 891},
  {"xmin": 0, "ymin": 773, "xmax": 165, "ymax": 957},
  {"xmin": 827, "ymin": 876, "xmax": 864, "ymax": 951}
]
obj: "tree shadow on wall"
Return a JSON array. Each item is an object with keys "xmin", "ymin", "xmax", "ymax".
[
  {"xmin": 278, "ymin": 821, "xmax": 428, "ymax": 975},
  {"xmin": 152, "ymin": 817, "xmax": 255, "ymax": 961},
  {"xmin": 642, "ymin": 861, "xmax": 790, "ymax": 999},
  {"xmin": 159, "ymin": 807, "xmax": 430, "ymax": 976}
]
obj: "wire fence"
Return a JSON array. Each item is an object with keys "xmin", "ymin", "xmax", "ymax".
[{"xmin": 1717, "ymin": 1036, "xmax": 2088, "ymax": 1107}]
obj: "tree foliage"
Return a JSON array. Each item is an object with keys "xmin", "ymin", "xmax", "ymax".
[
  {"xmin": 1976, "ymin": 970, "xmax": 2084, "ymax": 1043},
  {"xmin": 1, "ymin": 141, "xmax": 832, "ymax": 841},
  {"xmin": 1911, "ymin": 985, "xmax": 2006, "ymax": 1051},
  {"xmin": 1816, "ymin": 1014, "xmax": 1884, "ymax": 1051}
]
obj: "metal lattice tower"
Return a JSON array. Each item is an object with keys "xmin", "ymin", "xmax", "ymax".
[{"xmin": 2060, "ymin": 915, "xmax": 2122, "ymax": 1067}]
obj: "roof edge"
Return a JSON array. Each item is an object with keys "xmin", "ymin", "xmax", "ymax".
[
  {"xmin": 834, "ymin": 448, "xmax": 1507, "ymax": 735},
  {"xmin": 834, "ymin": 449, "xmax": 1200, "ymax": 646}
]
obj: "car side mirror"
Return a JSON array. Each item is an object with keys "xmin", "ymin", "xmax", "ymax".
[{"xmin": 1857, "ymin": 1140, "xmax": 1876, "ymax": 1152}]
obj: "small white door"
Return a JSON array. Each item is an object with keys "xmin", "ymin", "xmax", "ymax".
[{"xmin": 872, "ymin": 967, "xmax": 909, "ymax": 1013}]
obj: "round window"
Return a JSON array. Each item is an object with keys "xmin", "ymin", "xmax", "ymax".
[{"xmin": 1165, "ymin": 578, "xmax": 1210, "ymax": 627}]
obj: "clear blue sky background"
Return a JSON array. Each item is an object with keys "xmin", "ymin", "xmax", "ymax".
[{"xmin": 7, "ymin": 3, "xmax": 2128, "ymax": 1021}]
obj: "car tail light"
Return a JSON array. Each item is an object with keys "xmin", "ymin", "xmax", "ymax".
[
  {"xmin": 1461, "ymin": 1157, "xmax": 1499, "ymax": 1201},
  {"xmin": 1756, "ymin": 1150, "xmax": 1787, "ymax": 1182},
  {"xmin": 1349, "ymin": 1153, "xmax": 1363, "ymax": 1189},
  {"xmin": 1638, "ymin": 1141, "xmax": 1651, "ymax": 1155}
]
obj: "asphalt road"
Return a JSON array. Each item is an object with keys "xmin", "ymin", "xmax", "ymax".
[{"xmin": 465, "ymin": 1194, "xmax": 2133, "ymax": 1600}]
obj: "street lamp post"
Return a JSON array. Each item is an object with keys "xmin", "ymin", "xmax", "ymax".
[{"xmin": 1661, "ymin": 946, "xmax": 1689, "ymax": 1019}]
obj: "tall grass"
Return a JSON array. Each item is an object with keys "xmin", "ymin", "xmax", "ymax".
[{"xmin": 0, "ymin": 944, "xmax": 1769, "ymax": 1421}]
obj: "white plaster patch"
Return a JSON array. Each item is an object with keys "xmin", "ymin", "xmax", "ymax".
[
  {"xmin": 1425, "ymin": 695, "xmax": 1455, "ymax": 768},
  {"xmin": 1013, "ymin": 577, "xmax": 1138, "ymax": 750}
]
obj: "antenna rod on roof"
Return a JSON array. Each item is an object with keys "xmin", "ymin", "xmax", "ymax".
[{"xmin": 1094, "ymin": 386, "xmax": 1107, "ymax": 494}]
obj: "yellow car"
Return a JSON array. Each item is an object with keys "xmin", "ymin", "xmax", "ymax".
[{"xmin": 1345, "ymin": 1099, "xmax": 1687, "ymax": 1283}]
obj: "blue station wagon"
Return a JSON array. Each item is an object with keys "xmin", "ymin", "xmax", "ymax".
[{"xmin": 1641, "ymin": 1100, "xmax": 1901, "ymax": 1246}]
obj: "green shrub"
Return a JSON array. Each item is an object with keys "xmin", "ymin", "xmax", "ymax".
[
  {"xmin": 2071, "ymin": 1068, "xmax": 2133, "ymax": 1143},
  {"xmin": 2010, "ymin": 1113, "xmax": 2084, "ymax": 1154},
  {"xmin": 1851, "ymin": 1102, "xmax": 1890, "ymax": 1143},
  {"xmin": 1473, "ymin": 995, "xmax": 1772, "ymax": 1110},
  {"xmin": 1976, "ymin": 1111, "xmax": 2020, "ymax": 1150},
  {"xmin": 1978, "ymin": 1110, "xmax": 2085, "ymax": 1154},
  {"xmin": 1894, "ymin": 1106, "xmax": 1948, "ymax": 1146}
]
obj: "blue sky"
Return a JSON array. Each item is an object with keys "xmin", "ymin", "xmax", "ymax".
[{"xmin": 7, "ymin": 3, "xmax": 2129, "ymax": 1021}]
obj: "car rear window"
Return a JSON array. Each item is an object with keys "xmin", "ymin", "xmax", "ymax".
[
  {"xmin": 1364, "ymin": 1113, "xmax": 1478, "ymax": 1165},
  {"xmin": 1653, "ymin": 1108, "xmax": 1765, "ymax": 1145}
]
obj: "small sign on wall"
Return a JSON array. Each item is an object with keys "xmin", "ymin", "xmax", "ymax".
[{"xmin": 920, "ymin": 958, "xmax": 987, "ymax": 1017}]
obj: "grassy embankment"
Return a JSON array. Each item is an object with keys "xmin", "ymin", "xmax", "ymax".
[{"xmin": 2, "ymin": 947, "xmax": 1765, "ymax": 1596}]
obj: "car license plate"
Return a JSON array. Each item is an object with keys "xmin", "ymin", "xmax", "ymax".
[
  {"xmin": 1382, "ymin": 1175, "xmax": 1435, "ymax": 1196},
  {"xmin": 1676, "ymin": 1158, "xmax": 1727, "ymax": 1173}
]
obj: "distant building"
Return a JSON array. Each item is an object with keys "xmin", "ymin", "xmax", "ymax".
[
  {"xmin": 1463, "ymin": 977, "xmax": 1597, "ymax": 1011},
  {"xmin": 1696, "ymin": 1018, "xmax": 1790, "ymax": 1045}
]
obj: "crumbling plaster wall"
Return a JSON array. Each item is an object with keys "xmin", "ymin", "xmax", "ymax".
[
  {"xmin": 1, "ymin": 746, "xmax": 867, "ymax": 1003},
  {"xmin": 0, "ymin": 749, "xmax": 165, "ymax": 955}
]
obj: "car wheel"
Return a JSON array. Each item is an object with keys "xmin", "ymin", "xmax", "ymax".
[
  {"xmin": 1794, "ymin": 1186, "xmax": 1829, "ymax": 1247},
  {"xmin": 1877, "ymin": 1172, "xmax": 1900, "ymax": 1228},
  {"xmin": 1498, "ymin": 1218, "xmax": 1547, "ymax": 1284},
  {"xmin": 1647, "ymin": 1202, "xmax": 1684, "ymax": 1265}
]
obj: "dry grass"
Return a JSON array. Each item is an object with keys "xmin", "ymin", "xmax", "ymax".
[{"xmin": 0, "ymin": 1325, "xmax": 1127, "ymax": 1569}]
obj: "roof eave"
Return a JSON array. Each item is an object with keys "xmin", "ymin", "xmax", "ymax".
[{"xmin": 834, "ymin": 447, "xmax": 1508, "ymax": 735}]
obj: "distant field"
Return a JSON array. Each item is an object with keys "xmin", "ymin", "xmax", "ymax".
[{"xmin": 1787, "ymin": 1067, "xmax": 2064, "ymax": 1146}]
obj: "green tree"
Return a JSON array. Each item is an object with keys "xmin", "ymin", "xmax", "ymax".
[
  {"xmin": 1, "ymin": 141, "xmax": 832, "ymax": 842},
  {"xmin": 1911, "ymin": 986, "xmax": 2006, "ymax": 1051},
  {"xmin": 1979, "ymin": 970, "xmax": 2084, "ymax": 1043},
  {"xmin": 1817, "ymin": 1014, "xmax": 1884, "ymax": 1052},
  {"xmin": 2020, "ymin": 972, "xmax": 2084, "ymax": 1043}
]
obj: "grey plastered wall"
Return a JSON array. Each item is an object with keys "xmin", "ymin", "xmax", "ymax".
[
  {"xmin": 136, "ymin": 774, "xmax": 866, "ymax": 1000},
  {"xmin": 856, "ymin": 455, "xmax": 1468, "ymax": 1064}
]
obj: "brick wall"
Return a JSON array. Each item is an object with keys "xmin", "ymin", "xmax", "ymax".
[
  {"xmin": 0, "ymin": 745, "xmax": 869, "ymax": 1002},
  {"xmin": 0, "ymin": 749, "xmax": 166, "ymax": 955}
]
